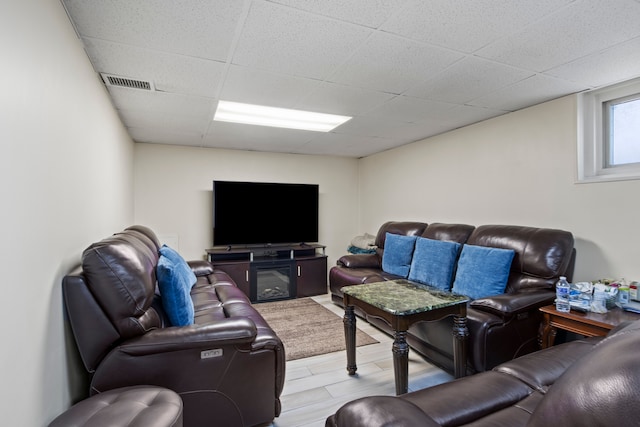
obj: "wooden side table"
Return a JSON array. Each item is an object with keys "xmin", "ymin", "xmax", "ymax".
[{"xmin": 539, "ymin": 305, "xmax": 640, "ymax": 348}]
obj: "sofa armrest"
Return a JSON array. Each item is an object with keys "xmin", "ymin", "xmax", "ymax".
[
  {"xmin": 337, "ymin": 253, "xmax": 381, "ymax": 269},
  {"xmin": 188, "ymin": 260, "xmax": 215, "ymax": 276},
  {"xmin": 118, "ymin": 317, "xmax": 258, "ymax": 356},
  {"xmin": 470, "ymin": 290, "xmax": 555, "ymax": 318},
  {"xmin": 328, "ymin": 396, "xmax": 440, "ymax": 427}
]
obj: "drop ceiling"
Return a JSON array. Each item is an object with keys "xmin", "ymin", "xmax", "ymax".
[{"xmin": 61, "ymin": 0, "xmax": 640, "ymax": 158}]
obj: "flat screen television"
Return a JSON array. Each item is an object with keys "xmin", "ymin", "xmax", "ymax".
[{"xmin": 213, "ymin": 180, "xmax": 319, "ymax": 246}]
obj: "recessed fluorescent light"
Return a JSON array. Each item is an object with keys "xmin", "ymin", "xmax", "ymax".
[{"xmin": 214, "ymin": 100, "xmax": 351, "ymax": 132}]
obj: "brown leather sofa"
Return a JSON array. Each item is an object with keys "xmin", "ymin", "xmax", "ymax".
[
  {"xmin": 62, "ymin": 225, "xmax": 285, "ymax": 427},
  {"xmin": 330, "ymin": 221, "xmax": 575, "ymax": 374},
  {"xmin": 327, "ymin": 320, "xmax": 640, "ymax": 426}
]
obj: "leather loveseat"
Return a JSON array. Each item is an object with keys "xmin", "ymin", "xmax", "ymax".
[
  {"xmin": 62, "ymin": 225, "xmax": 285, "ymax": 427},
  {"xmin": 330, "ymin": 221, "xmax": 575, "ymax": 374},
  {"xmin": 327, "ymin": 320, "xmax": 640, "ymax": 426}
]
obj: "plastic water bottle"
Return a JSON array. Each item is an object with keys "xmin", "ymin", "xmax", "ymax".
[
  {"xmin": 556, "ymin": 276, "xmax": 571, "ymax": 312},
  {"xmin": 618, "ymin": 279, "xmax": 630, "ymax": 306}
]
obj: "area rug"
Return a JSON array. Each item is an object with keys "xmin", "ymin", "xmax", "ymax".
[{"xmin": 254, "ymin": 297, "xmax": 379, "ymax": 361}]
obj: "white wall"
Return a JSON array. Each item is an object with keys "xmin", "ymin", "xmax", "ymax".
[
  {"xmin": 0, "ymin": 1, "xmax": 134, "ymax": 425},
  {"xmin": 359, "ymin": 95, "xmax": 640, "ymax": 282},
  {"xmin": 133, "ymin": 143, "xmax": 359, "ymax": 268}
]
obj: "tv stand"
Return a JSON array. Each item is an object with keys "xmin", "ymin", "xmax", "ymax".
[{"xmin": 206, "ymin": 244, "xmax": 327, "ymax": 302}]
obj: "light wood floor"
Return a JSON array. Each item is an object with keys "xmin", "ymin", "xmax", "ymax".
[{"xmin": 268, "ymin": 294, "xmax": 453, "ymax": 427}]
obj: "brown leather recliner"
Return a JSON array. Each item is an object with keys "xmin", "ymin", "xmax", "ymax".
[
  {"xmin": 330, "ymin": 221, "xmax": 575, "ymax": 374},
  {"xmin": 62, "ymin": 225, "xmax": 285, "ymax": 427}
]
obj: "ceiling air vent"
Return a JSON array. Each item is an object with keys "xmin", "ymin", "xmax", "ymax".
[{"xmin": 100, "ymin": 73, "xmax": 155, "ymax": 91}]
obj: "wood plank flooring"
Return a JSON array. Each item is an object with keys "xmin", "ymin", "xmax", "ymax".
[{"xmin": 268, "ymin": 294, "xmax": 453, "ymax": 427}]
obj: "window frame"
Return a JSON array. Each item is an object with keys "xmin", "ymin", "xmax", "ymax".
[{"xmin": 578, "ymin": 77, "xmax": 640, "ymax": 183}]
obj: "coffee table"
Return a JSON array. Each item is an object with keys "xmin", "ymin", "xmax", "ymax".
[
  {"xmin": 539, "ymin": 304, "xmax": 640, "ymax": 348},
  {"xmin": 342, "ymin": 279, "xmax": 469, "ymax": 395}
]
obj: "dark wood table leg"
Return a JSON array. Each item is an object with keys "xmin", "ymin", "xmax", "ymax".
[
  {"xmin": 452, "ymin": 314, "xmax": 469, "ymax": 378},
  {"xmin": 540, "ymin": 312, "xmax": 556, "ymax": 349},
  {"xmin": 344, "ymin": 305, "xmax": 357, "ymax": 375},
  {"xmin": 392, "ymin": 330, "xmax": 409, "ymax": 395}
]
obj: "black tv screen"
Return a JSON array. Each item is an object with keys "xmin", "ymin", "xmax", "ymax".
[{"xmin": 213, "ymin": 180, "xmax": 319, "ymax": 246}]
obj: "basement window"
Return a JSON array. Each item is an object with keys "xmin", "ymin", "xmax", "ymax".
[{"xmin": 578, "ymin": 77, "xmax": 640, "ymax": 183}]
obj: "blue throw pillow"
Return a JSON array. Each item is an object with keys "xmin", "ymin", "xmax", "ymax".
[
  {"xmin": 381, "ymin": 233, "xmax": 417, "ymax": 278},
  {"xmin": 156, "ymin": 246, "xmax": 196, "ymax": 326},
  {"xmin": 159, "ymin": 245, "xmax": 197, "ymax": 290},
  {"xmin": 451, "ymin": 244, "xmax": 515, "ymax": 300},
  {"xmin": 408, "ymin": 237, "xmax": 461, "ymax": 291}
]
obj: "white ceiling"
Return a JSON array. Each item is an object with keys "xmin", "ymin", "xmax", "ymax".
[{"xmin": 61, "ymin": 0, "xmax": 640, "ymax": 158}]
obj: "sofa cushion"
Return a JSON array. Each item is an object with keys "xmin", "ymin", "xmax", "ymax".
[
  {"xmin": 157, "ymin": 246, "xmax": 196, "ymax": 326},
  {"xmin": 408, "ymin": 237, "xmax": 461, "ymax": 291},
  {"xmin": 452, "ymin": 244, "xmax": 515, "ymax": 300},
  {"xmin": 381, "ymin": 233, "xmax": 417, "ymax": 278}
]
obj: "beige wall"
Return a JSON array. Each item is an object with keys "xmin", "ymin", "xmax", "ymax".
[
  {"xmin": 359, "ymin": 95, "xmax": 640, "ymax": 282},
  {"xmin": 0, "ymin": 1, "xmax": 134, "ymax": 425},
  {"xmin": 133, "ymin": 143, "xmax": 359, "ymax": 268}
]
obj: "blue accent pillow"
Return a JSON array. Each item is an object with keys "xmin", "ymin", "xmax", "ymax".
[
  {"xmin": 408, "ymin": 237, "xmax": 461, "ymax": 291},
  {"xmin": 159, "ymin": 245, "xmax": 197, "ymax": 290},
  {"xmin": 451, "ymin": 244, "xmax": 515, "ymax": 300},
  {"xmin": 381, "ymin": 233, "xmax": 417, "ymax": 278},
  {"xmin": 156, "ymin": 245, "xmax": 196, "ymax": 326}
]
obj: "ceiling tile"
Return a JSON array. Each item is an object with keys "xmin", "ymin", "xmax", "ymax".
[
  {"xmin": 366, "ymin": 96, "xmax": 457, "ymax": 123},
  {"xmin": 203, "ymin": 121, "xmax": 315, "ymax": 153},
  {"xmin": 546, "ymin": 36, "xmax": 640, "ymax": 88},
  {"xmin": 385, "ymin": 121, "xmax": 453, "ymax": 143},
  {"xmin": 296, "ymin": 82, "xmax": 396, "ymax": 116},
  {"xmin": 381, "ymin": 0, "xmax": 574, "ymax": 53},
  {"xmin": 309, "ymin": 132, "xmax": 412, "ymax": 157},
  {"xmin": 333, "ymin": 116, "xmax": 433, "ymax": 139},
  {"xmin": 302, "ymin": 132, "xmax": 395, "ymax": 157},
  {"xmin": 120, "ymin": 110, "xmax": 210, "ymax": 135},
  {"xmin": 267, "ymin": 0, "xmax": 411, "ymax": 28},
  {"xmin": 107, "ymin": 87, "xmax": 215, "ymax": 119},
  {"xmin": 62, "ymin": 0, "xmax": 244, "ymax": 61},
  {"xmin": 406, "ymin": 57, "xmax": 534, "ymax": 104},
  {"xmin": 433, "ymin": 104, "xmax": 508, "ymax": 128},
  {"xmin": 468, "ymin": 74, "xmax": 588, "ymax": 111},
  {"xmin": 476, "ymin": 0, "xmax": 640, "ymax": 71},
  {"xmin": 128, "ymin": 127, "xmax": 204, "ymax": 146},
  {"xmin": 231, "ymin": 1, "xmax": 372, "ymax": 80},
  {"xmin": 329, "ymin": 32, "xmax": 463, "ymax": 94},
  {"xmin": 220, "ymin": 65, "xmax": 319, "ymax": 108}
]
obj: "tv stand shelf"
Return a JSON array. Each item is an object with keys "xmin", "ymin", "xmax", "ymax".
[
  {"xmin": 206, "ymin": 244, "xmax": 327, "ymax": 301},
  {"xmin": 208, "ymin": 243, "xmax": 325, "ymax": 262}
]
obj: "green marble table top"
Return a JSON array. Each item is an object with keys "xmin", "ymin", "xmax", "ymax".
[{"xmin": 342, "ymin": 279, "xmax": 468, "ymax": 315}]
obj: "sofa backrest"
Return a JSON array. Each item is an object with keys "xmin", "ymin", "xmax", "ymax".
[
  {"xmin": 374, "ymin": 221, "xmax": 428, "ymax": 259},
  {"xmin": 421, "ymin": 222, "xmax": 475, "ymax": 244},
  {"xmin": 528, "ymin": 320, "xmax": 640, "ymax": 426},
  {"xmin": 466, "ymin": 225, "xmax": 575, "ymax": 294},
  {"xmin": 63, "ymin": 227, "xmax": 164, "ymax": 372}
]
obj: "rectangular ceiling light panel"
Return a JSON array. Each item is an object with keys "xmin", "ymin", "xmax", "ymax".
[{"xmin": 214, "ymin": 100, "xmax": 351, "ymax": 132}]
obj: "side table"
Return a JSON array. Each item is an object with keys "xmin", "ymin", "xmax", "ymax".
[{"xmin": 539, "ymin": 304, "xmax": 640, "ymax": 348}]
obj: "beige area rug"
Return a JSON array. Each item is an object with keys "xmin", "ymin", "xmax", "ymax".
[{"xmin": 254, "ymin": 297, "xmax": 379, "ymax": 361}]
